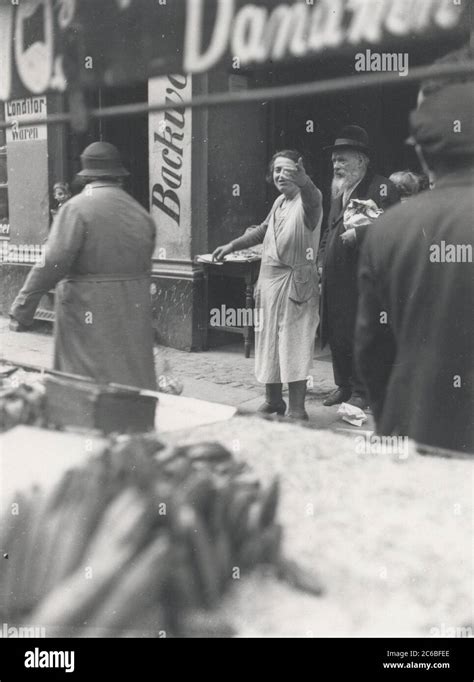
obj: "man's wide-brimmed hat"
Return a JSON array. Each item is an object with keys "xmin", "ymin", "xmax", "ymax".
[
  {"xmin": 409, "ymin": 83, "xmax": 474, "ymax": 159},
  {"xmin": 78, "ymin": 141, "xmax": 129, "ymax": 177},
  {"xmin": 324, "ymin": 125, "xmax": 370, "ymax": 155}
]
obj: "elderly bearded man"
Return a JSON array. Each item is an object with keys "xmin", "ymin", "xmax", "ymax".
[{"xmin": 318, "ymin": 126, "xmax": 399, "ymax": 409}]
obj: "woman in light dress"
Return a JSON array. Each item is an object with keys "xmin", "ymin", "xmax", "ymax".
[{"xmin": 212, "ymin": 150, "xmax": 322, "ymax": 420}]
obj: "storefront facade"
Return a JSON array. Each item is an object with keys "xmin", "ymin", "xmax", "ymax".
[{"xmin": 0, "ymin": 0, "xmax": 471, "ymax": 350}]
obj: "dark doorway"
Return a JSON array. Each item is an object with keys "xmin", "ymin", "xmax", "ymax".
[
  {"xmin": 99, "ymin": 84, "xmax": 149, "ymax": 209},
  {"xmin": 67, "ymin": 84, "xmax": 149, "ymax": 209}
]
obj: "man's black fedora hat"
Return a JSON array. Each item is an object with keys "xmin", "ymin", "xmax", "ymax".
[{"xmin": 324, "ymin": 125, "xmax": 370, "ymax": 155}]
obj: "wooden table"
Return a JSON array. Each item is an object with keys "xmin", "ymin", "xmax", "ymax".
[{"xmin": 201, "ymin": 258, "xmax": 261, "ymax": 358}]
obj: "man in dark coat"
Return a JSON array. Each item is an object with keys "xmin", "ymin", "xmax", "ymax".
[
  {"xmin": 9, "ymin": 142, "xmax": 157, "ymax": 390},
  {"xmin": 355, "ymin": 83, "xmax": 474, "ymax": 454},
  {"xmin": 318, "ymin": 126, "xmax": 399, "ymax": 408}
]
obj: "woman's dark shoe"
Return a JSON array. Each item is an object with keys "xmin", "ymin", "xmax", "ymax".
[
  {"xmin": 287, "ymin": 410, "xmax": 309, "ymax": 422},
  {"xmin": 322, "ymin": 387, "xmax": 351, "ymax": 406},
  {"xmin": 257, "ymin": 383, "xmax": 287, "ymax": 416},
  {"xmin": 257, "ymin": 399, "xmax": 287, "ymax": 416},
  {"xmin": 287, "ymin": 380, "xmax": 309, "ymax": 421}
]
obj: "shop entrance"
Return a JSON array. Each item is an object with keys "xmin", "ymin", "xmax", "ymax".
[{"xmin": 67, "ymin": 84, "xmax": 149, "ymax": 209}]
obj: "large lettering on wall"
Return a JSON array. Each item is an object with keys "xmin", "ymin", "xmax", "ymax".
[
  {"xmin": 183, "ymin": 0, "xmax": 467, "ymax": 73},
  {"xmin": 149, "ymin": 74, "xmax": 193, "ymax": 260},
  {"xmin": 0, "ymin": 0, "xmax": 469, "ymax": 100}
]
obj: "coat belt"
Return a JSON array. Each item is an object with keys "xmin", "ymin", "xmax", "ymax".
[{"xmin": 65, "ymin": 273, "xmax": 150, "ymax": 283}]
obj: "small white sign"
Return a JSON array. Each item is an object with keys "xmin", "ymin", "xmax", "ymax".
[{"xmin": 5, "ymin": 97, "xmax": 47, "ymax": 143}]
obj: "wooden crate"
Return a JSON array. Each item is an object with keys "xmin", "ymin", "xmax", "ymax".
[{"xmin": 44, "ymin": 375, "xmax": 157, "ymax": 434}]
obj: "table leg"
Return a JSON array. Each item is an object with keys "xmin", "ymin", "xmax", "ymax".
[
  {"xmin": 244, "ymin": 278, "xmax": 253, "ymax": 359},
  {"xmin": 202, "ymin": 270, "xmax": 209, "ymax": 351}
]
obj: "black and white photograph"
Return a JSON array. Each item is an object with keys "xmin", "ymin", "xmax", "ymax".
[{"xmin": 0, "ymin": 0, "xmax": 473, "ymax": 674}]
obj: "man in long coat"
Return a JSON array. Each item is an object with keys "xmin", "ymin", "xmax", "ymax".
[
  {"xmin": 355, "ymin": 84, "xmax": 474, "ymax": 454},
  {"xmin": 318, "ymin": 126, "xmax": 399, "ymax": 408},
  {"xmin": 10, "ymin": 142, "xmax": 157, "ymax": 390}
]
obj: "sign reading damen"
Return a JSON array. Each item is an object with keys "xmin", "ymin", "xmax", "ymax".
[
  {"xmin": 0, "ymin": 0, "xmax": 469, "ymax": 101},
  {"xmin": 183, "ymin": 0, "xmax": 466, "ymax": 73}
]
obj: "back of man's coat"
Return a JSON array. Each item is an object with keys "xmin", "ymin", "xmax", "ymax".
[
  {"xmin": 11, "ymin": 182, "xmax": 157, "ymax": 390},
  {"xmin": 355, "ymin": 169, "xmax": 474, "ymax": 453}
]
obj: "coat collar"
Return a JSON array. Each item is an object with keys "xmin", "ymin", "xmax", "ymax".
[
  {"xmin": 433, "ymin": 167, "xmax": 474, "ymax": 190},
  {"xmin": 83, "ymin": 180, "xmax": 122, "ymax": 192},
  {"xmin": 351, "ymin": 167, "xmax": 376, "ymax": 200}
]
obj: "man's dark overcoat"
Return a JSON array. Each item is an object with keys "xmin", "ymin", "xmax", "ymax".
[
  {"xmin": 355, "ymin": 169, "xmax": 474, "ymax": 453},
  {"xmin": 319, "ymin": 169, "xmax": 400, "ymax": 348},
  {"xmin": 11, "ymin": 181, "xmax": 157, "ymax": 390}
]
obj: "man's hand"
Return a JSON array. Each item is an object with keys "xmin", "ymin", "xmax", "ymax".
[
  {"xmin": 211, "ymin": 243, "xmax": 234, "ymax": 261},
  {"xmin": 284, "ymin": 157, "xmax": 308, "ymax": 188},
  {"xmin": 340, "ymin": 228, "xmax": 357, "ymax": 246}
]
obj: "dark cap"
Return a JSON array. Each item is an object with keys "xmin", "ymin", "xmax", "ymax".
[
  {"xmin": 409, "ymin": 83, "xmax": 474, "ymax": 159},
  {"xmin": 324, "ymin": 125, "xmax": 370, "ymax": 155},
  {"xmin": 78, "ymin": 141, "xmax": 129, "ymax": 177}
]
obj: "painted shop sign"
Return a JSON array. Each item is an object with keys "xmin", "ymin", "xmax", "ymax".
[
  {"xmin": 149, "ymin": 74, "xmax": 193, "ymax": 260},
  {"xmin": 0, "ymin": 1, "xmax": 64, "ymax": 101},
  {"xmin": 183, "ymin": 0, "xmax": 467, "ymax": 73},
  {"xmin": 0, "ymin": 0, "xmax": 469, "ymax": 100},
  {"xmin": 3, "ymin": 94, "xmax": 50, "ymax": 246},
  {"xmin": 5, "ymin": 97, "xmax": 48, "ymax": 143},
  {"xmin": 0, "ymin": 0, "xmax": 183, "ymax": 101}
]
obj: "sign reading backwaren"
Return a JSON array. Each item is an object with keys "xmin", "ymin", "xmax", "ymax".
[
  {"xmin": 0, "ymin": 0, "xmax": 469, "ymax": 101},
  {"xmin": 5, "ymin": 97, "xmax": 47, "ymax": 143},
  {"xmin": 149, "ymin": 74, "xmax": 193, "ymax": 260}
]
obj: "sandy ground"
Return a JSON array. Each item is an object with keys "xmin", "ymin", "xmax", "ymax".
[{"xmin": 165, "ymin": 417, "xmax": 473, "ymax": 638}]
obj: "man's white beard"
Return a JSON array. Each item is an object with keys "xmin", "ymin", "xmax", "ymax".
[{"xmin": 331, "ymin": 166, "xmax": 365, "ymax": 199}]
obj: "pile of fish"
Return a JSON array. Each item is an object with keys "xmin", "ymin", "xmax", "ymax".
[
  {"xmin": 0, "ymin": 433, "xmax": 322, "ymax": 637},
  {"xmin": 0, "ymin": 374, "xmax": 46, "ymax": 432}
]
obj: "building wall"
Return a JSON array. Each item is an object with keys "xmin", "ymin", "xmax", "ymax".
[
  {"xmin": 149, "ymin": 69, "xmax": 269, "ymax": 351},
  {"xmin": 207, "ymin": 71, "xmax": 270, "ymax": 251}
]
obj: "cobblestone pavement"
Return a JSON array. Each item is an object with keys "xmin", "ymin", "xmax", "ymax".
[
  {"xmin": 0, "ymin": 317, "xmax": 374, "ymax": 432},
  {"xmin": 155, "ymin": 341, "xmax": 336, "ymax": 398}
]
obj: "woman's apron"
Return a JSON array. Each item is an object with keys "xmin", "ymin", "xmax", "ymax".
[{"xmin": 254, "ymin": 194, "xmax": 322, "ymax": 384}]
